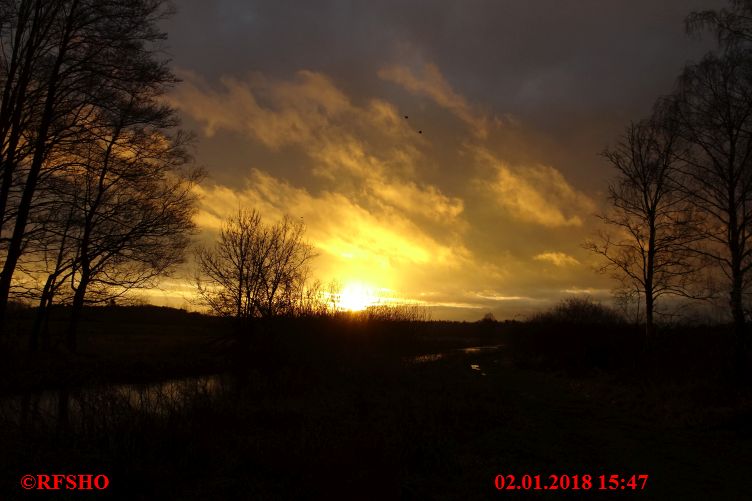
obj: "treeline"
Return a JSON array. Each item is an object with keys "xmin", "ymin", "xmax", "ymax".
[
  {"xmin": 0, "ymin": 1, "xmax": 200, "ymax": 350},
  {"xmin": 589, "ymin": 1, "xmax": 752, "ymax": 369}
]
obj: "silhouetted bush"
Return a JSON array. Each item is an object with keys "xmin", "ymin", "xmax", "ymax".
[
  {"xmin": 508, "ymin": 296, "xmax": 638, "ymax": 372},
  {"xmin": 528, "ymin": 296, "xmax": 624, "ymax": 325},
  {"xmin": 481, "ymin": 312, "xmax": 497, "ymax": 322}
]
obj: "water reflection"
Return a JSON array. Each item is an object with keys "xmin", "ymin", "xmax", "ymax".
[
  {"xmin": 470, "ymin": 363, "xmax": 487, "ymax": 376},
  {"xmin": 461, "ymin": 345, "xmax": 503, "ymax": 354},
  {"xmin": 411, "ymin": 353, "xmax": 445, "ymax": 363},
  {"xmin": 0, "ymin": 374, "xmax": 226, "ymax": 429},
  {"xmin": 407, "ymin": 344, "xmax": 504, "ymax": 364}
]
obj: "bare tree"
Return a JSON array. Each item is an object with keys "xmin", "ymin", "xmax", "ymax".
[
  {"xmin": 3, "ymin": 38, "xmax": 200, "ymax": 352},
  {"xmin": 256, "ymin": 216, "xmax": 318, "ymax": 317},
  {"xmin": 14, "ymin": 191, "xmax": 78, "ymax": 350},
  {"xmin": 670, "ymin": 49, "xmax": 752, "ymax": 364},
  {"xmin": 195, "ymin": 209, "xmax": 265, "ymax": 319},
  {"xmin": 9, "ymin": 104, "xmax": 199, "ymax": 351},
  {"xmin": 585, "ymin": 114, "xmax": 698, "ymax": 338},
  {"xmin": 195, "ymin": 209, "xmax": 317, "ymax": 322},
  {"xmin": 61, "ymin": 105, "xmax": 199, "ymax": 351},
  {"xmin": 0, "ymin": 0, "xmax": 178, "ymax": 333}
]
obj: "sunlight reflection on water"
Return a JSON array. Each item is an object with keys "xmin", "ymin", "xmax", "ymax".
[
  {"xmin": 407, "ymin": 344, "xmax": 504, "ymax": 364},
  {"xmin": 411, "ymin": 353, "xmax": 445, "ymax": 363}
]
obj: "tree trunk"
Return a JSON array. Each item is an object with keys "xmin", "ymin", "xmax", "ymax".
[
  {"xmin": 645, "ymin": 214, "xmax": 657, "ymax": 340},
  {"xmin": 0, "ymin": 0, "xmax": 75, "ymax": 333},
  {"xmin": 645, "ymin": 292, "xmax": 655, "ymax": 339},
  {"xmin": 730, "ymin": 271, "xmax": 747, "ymax": 374},
  {"xmin": 728, "ymin": 185, "xmax": 747, "ymax": 374},
  {"xmin": 0, "ymin": 0, "xmax": 37, "ymax": 237},
  {"xmin": 29, "ymin": 276, "xmax": 55, "ymax": 352},
  {"xmin": 66, "ymin": 277, "xmax": 87, "ymax": 352}
]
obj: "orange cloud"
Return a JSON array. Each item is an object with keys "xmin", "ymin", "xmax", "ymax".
[
  {"xmin": 172, "ymin": 69, "xmax": 464, "ymax": 227},
  {"xmin": 533, "ymin": 252, "xmax": 580, "ymax": 267},
  {"xmin": 193, "ymin": 170, "xmax": 472, "ymax": 295},
  {"xmin": 472, "ymin": 148, "xmax": 595, "ymax": 228},
  {"xmin": 168, "ymin": 69, "xmax": 350, "ymax": 148}
]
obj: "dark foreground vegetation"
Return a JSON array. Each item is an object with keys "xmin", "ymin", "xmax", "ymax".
[{"xmin": 0, "ymin": 304, "xmax": 750, "ymax": 499}]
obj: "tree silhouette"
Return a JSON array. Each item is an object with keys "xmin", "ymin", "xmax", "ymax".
[
  {"xmin": 670, "ymin": 49, "xmax": 752, "ymax": 364},
  {"xmin": 586, "ymin": 114, "xmax": 698, "ymax": 337},
  {"xmin": 0, "ymin": 0, "xmax": 181, "ymax": 335},
  {"xmin": 9, "ymin": 80, "xmax": 199, "ymax": 351},
  {"xmin": 195, "ymin": 209, "xmax": 317, "ymax": 322},
  {"xmin": 13, "ymin": 190, "xmax": 78, "ymax": 350},
  {"xmin": 63, "ymin": 103, "xmax": 199, "ymax": 351}
]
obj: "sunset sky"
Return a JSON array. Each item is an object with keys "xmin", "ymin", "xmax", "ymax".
[{"xmin": 155, "ymin": 0, "xmax": 723, "ymax": 320}]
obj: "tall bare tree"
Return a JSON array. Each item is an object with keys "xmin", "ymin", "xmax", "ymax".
[
  {"xmin": 14, "ymin": 187, "xmax": 78, "ymax": 350},
  {"xmin": 62, "ymin": 105, "xmax": 199, "ymax": 351},
  {"xmin": 586, "ymin": 114, "xmax": 698, "ymax": 337},
  {"xmin": 0, "ymin": 0, "xmax": 178, "ymax": 333},
  {"xmin": 195, "ymin": 209, "xmax": 317, "ymax": 322},
  {"xmin": 670, "ymin": 49, "xmax": 752, "ymax": 364}
]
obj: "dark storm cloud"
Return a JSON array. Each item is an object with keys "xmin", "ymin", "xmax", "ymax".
[
  {"xmin": 166, "ymin": 0, "xmax": 721, "ymax": 187},
  {"xmin": 167, "ymin": 1, "xmax": 720, "ymax": 109}
]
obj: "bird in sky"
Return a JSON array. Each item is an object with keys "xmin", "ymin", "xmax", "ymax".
[{"xmin": 404, "ymin": 114, "xmax": 423, "ymax": 134}]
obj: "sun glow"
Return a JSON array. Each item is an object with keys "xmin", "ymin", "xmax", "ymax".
[{"xmin": 339, "ymin": 282, "xmax": 378, "ymax": 311}]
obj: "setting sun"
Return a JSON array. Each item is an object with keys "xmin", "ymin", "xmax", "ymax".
[{"xmin": 339, "ymin": 282, "xmax": 378, "ymax": 311}]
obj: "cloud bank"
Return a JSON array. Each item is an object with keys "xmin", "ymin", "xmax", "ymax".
[{"xmin": 168, "ymin": 63, "xmax": 612, "ymax": 318}]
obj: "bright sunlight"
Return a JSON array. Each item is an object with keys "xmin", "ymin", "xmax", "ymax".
[{"xmin": 339, "ymin": 282, "xmax": 379, "ymax": 311}]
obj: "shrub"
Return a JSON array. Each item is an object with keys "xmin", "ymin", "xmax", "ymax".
[{"xmin": 528, "ymin": 296, "xmax": 624, "ymax": 325}]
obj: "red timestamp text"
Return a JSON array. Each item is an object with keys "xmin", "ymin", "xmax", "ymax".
[{"xmin": 493, "ymin": 474, "xmax": 648, "ymax": 491}]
